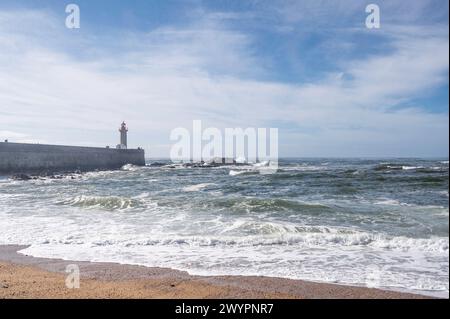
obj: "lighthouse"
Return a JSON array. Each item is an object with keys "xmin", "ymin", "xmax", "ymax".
[{"xmin": 117, "ymin": 121, "xmax": 128, "ymax": 149}]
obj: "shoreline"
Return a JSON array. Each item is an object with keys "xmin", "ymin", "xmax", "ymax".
[{"xmin": 0, "ymin": 245, "xmax": 431, "ymax": 299}]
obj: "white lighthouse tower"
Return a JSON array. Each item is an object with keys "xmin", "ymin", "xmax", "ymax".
[{"xmin": 117, "ymin": 121, "xmax": 128, "ymax": 149}]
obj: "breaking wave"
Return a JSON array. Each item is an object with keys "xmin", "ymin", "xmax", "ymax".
[
  {"xmin": 374, "ymin": 163, "xmax": 448, "ymax": 172},
  {"xmin": 183, "ymin": 183, "xmax": 214, "ymax": 192},
  {"xmin": 58, "ymin": 195, "xmax": 143, "ymax": 210},
  {"xmin": 33, "ymin": 222, "xmax": 448, "ymax": 253},
  {"xmin": 375, "ymin": 164, "xmax": 417, "ymax": 171},
  {"xmin": 121, "ymin": 164, "xmax": 142, "ymax": 171},
  {"xmin": 205, "ymin": 198, "xmax": 332, "ymax": 214},
  {"xmin": 126, "ymin": 234, "xmax": 448, "ymax": 252},
  {"xmin": 229, "ymin": 169, "xmax": 259, "ymax": 176}
]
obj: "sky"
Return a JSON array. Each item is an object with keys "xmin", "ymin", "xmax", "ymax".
[{"xmin": 0, "ymin": 0, "xmax": 448, "ymax": 157}]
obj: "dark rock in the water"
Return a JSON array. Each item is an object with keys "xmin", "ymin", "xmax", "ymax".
[
  {"xmin": 148, "ymin": 162, "xmax": 166, "ymax": 167},
  {"xmin": 208, "ymin": 157, "xmax": 237, "ymax": 165},
  {"xmin": 181, "ymin": 158, "xmax": 248, "ymax": 168},
  {"xmin": 160, "ymin": 158, "xmax": 248, "ymax": 169},
  {"xmin": 12, "ymin": 173, "xmax": 32, "ymax": 181},
  {"xmin": 10, "ymin": 169, "xmax": 84, "ymax": 181}
]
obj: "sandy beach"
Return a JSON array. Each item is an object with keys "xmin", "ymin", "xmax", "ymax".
[{"xmin": 0, "ymin": 245, "xmax": 429, "ymax": 299}]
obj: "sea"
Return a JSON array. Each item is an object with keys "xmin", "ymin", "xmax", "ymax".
[{"xmin": 0, "ymin": 158, "xmax": 448, "ymax": 297}]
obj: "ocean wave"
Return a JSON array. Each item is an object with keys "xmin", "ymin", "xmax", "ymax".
[
  {"xmin": 370, "ymin": 236, "xmax": 449, "ymax": 252},
  {"xmin": 373, "ymin": 199, "xmax": 449, "ymax": 213},
  {"xmin": 58, "ymin": 195, "xmax": 143, "ymax": 210},
  {"xmin": 374, "ymin": 164, "xmax": 416, "ymax": 171},
  {"xmin": 279, "ymin": 165, "xmax": 328, "ymax": 172},
  {"xmin": 219, "ymin": 221, "xmax": 343, "ymax": 236},
  {"xmin": 183, "ymin": 183, "xmax": 214, "ymax": 192},
  {"xmin": 229, "ymin": 169, "xmax": 258, "ymax": 176},
  {"xmin": 15, "ymin": 230, "xmax": 448, "ymax": 298},
  {"xmin": 82, "ymin": 170, "xmax": 118, "ymax": 179},
  {"xmin": 374, "ymin": 199, "xmax": 410, "ymax": 206},
  {"xmin": 437, "ymin": 190, "xmax": 449, "ymax": 197},
  {"xmin": 214, "ymin": 221, "xmax": 448, "ymax": 252},
  {"xmin": 121, "ymin": 164, "xmax": 142, "ymax": 171},
  {"xmin": 412, "ymin": 176, "xmax": 448, "ymax": 184},
  {"xmin": 402, "ymin": 166, "xmax": 424, "ymax": 170},
  {"xmin": 208, "ymin": 198, "xmax": 331, "ymax": 214},
  {"xmin": 228, "ymin": 161, "xmax": 279, "ymax": 176},
  {"xmin": 72, "ymin": 228, "xmax": 449, "ymax": 253},
  {"xmin": 375, "ymin": 163, "xmax": 448, "ymax": 172},
  {"xmin": 162, "ymin": 163, "xmax": 186, "ymax": 169},
  {"xmin": 20, "ymin": 214, "xmax": 446, "ymax": 253}
]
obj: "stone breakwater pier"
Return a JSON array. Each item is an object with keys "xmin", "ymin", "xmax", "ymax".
[{"xmin": 0, "ymin": 122, "xmax": 145, "ymax": 174}]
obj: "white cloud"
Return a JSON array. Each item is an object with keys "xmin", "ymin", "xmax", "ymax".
[
  {"xmin": 0, "ymin": 8, "xmax": 448, "ymax": 157},
  {"xmin": 0, "ymin": 130, "xmax": 47, "ymax": 144}
]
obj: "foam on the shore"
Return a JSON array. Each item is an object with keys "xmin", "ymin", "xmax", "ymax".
[{"xmin": 0, "ymin": 158, "xmax": 448, "ymax": 297}]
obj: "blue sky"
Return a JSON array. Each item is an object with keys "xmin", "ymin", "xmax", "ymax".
[{"xmin": 0, "ymin": 0, "xmax": 448, "ymax": 157}]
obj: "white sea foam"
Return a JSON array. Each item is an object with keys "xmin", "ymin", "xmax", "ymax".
[
  {"xmin": 229, "ymin": 169, "xmax": 258, "ymax": 176},
  {"xmin": 11, "ymin": 231, "xmax": 449, "ymax": 297},
  {"xmin": 121, "ymin": 164, "xmax": 141, "ymax": 171},
  {"xmin": 402, "ymin": 166, "xmax": 423, "ymax": 170},
  {"xmin": 280, "ymin": 165, "xmax": 327, "ymax": 171},
  {"xmin": 0, "ymin": 206, "xmax": 447, "ymax": 298},
  {"xmin": 374, "ymin": 199, "xmax": 410, "ymax": 206},
  {"xmin": 183, "ymin": 183, "xmax": 213, "ymax": 192},
  {"xmin": 252, "ymin": 161, "xmax": 270, "ymax": 168},
  {"xmin": 229, "ymin": 170, "xmax": 245, "ymax": 176},
  {"xmin": 0, "ymin": 159, "xmax": 448, "ymax": 297},
  {"xmin": 227, "ymin": 161, "xmax": 280, "ymax": 176}
]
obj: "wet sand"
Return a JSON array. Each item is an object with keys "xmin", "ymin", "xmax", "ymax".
[{"xmin": 0, "ymin": 245, "xmax": 427, "ymax": 299}]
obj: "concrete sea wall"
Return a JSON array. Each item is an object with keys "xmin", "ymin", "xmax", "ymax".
[{"xmin": 0, "ymin": 142, "xmax": 145, "ymax": 174}]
